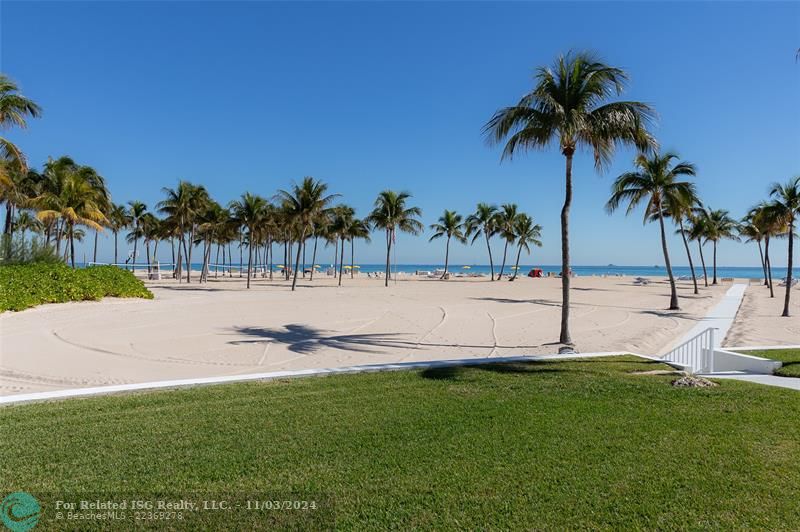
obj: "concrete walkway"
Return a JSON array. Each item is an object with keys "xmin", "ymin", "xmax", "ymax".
[
  {"xmin": 664, "ymin": 283, "xmax": 748, "ymax": 353},
  {"xmin": 701, "ymin": 372, "xmax": 800, "ymax": 391}
]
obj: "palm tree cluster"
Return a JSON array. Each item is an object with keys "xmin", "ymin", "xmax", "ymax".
[{"xmin": 428, "ymin": 203, "xmax": 544, "ymax": 282}]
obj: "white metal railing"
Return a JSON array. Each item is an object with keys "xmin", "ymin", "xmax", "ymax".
[{"xmin": 661, "ymin": 327, "xmax": 717, "ymax": 374}]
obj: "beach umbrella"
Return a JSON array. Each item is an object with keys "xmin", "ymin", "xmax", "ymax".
[
  {"xmin": 277, "ymin": 265, "xmax": 285, "ymax": 269},
  {"xmin": 511, "ymin": 266, "xmax": 519, "ymax": 270},
  {"xmin": 353, "ymin": 265, "xmax": 361, "ymax": 269},
  {"xmin": 344, "ymin": 265, "xmax": 352, "ymax": 269},
  {"xmin": 462, "ymin": 265, "xmax": 471, "ymax": 269},
  {"xmin": 313, "ymin": 264, "xmax": 321, "ymax": 269}
]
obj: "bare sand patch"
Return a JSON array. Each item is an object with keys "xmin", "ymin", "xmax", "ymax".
[{"xmin": 726, "ymin": 282, "xmax": 800, "ymax": 346}]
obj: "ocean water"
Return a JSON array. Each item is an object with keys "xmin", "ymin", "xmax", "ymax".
[{"xmin": 106, "ymin": 262, "xmax": 796, "ymax": 280}]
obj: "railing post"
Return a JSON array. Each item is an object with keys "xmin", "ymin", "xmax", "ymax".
[{"xmin": 708, "ymin": 328, "xmax": 715, "ymax": 373}]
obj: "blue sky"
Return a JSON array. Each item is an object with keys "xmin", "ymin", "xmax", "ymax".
[{"xmin": 3, "ymin": 1, "xmax": 799, "ymax": 266}]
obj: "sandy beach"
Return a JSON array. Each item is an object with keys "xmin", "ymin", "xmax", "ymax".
[
  {"xmin": 0, "ymin": 273, "xmax": 744, "ymax": 396},
  {"xmin": 725, "ymin": 281, "xmax": 800, "ymax": 347}
]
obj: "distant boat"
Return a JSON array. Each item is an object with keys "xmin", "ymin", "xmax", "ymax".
[
  {"xmin": 607, "ymin": 264, "xmax": 615, "ymax": 267},
  {"xmin": 654, "ymin": 265, "xmax": 661, "ymax": 268}
]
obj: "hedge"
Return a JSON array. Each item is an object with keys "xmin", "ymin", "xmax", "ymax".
[{"xmin": 0, "ymin": 263, "xmax": 153, "ymax": 312}]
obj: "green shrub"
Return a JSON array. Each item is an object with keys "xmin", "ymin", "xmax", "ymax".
[
  {"xmin": 0, "ymin": 235, "xmax": 62, "ymax": 265},
  {"xmin": 0, "ymin": 263, "xmax": 153, "ymax": 312}
]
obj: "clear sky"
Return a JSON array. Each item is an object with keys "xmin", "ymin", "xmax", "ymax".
[{"xmin": 3, "ymin": 1, "xmax": 798, "ymax": 266}]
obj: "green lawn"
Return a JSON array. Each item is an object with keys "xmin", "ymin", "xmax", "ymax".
[
  {"xmin": 1, "ymin": 357, "xmax": 799, "ymax": 529},
  {"xmin": 738, "ymin": 349, "xmax": 800, "ymax": 378}
]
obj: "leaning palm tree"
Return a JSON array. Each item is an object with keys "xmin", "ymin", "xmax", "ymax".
[
  {"xmin": 465, "ymin": 203, "xmax": 499, "ymax": 280},
  {"xmin": 686, "ymin": 212, "xmax": 710, "ymax": 288},
  {"xmin": 510, "ymin": 213, "xmax": 543, "ymax": 280},
  {"xmin": 701, "ymin": 208, "xmax": 740, "ymax": 285},
  {"xmin": 606, "ymin": 152, "xmax": 697, "ymax": 310},
  {"xmin": 277, "ymin": 177, "xmax": 338, "ymax": 291},
  {"xmin": 229, "ymin": 193, "xmax": 267, "ymax": 289},
  {"xmin": 367, "ymin": 190, "xmax": 423, "ymax": 287},
  {"xmin": 664, "ymin": 185, "xmax": 703, "ymax": 295},
  {"xmin": 739, "ymin": 212, "xmax": 769, "ymax": 287},
  {"xmin": 127, "ymin": 200, "xmax": 147, "ymax": 271},
  {"xmin": 494, "ymin": 203, "xmax": 518, "ymax": 279},
  {"xmin": 483, "ymin": 51, "xmax": 656, "ymax": 344},
  {"xmin": 769, "ymin": 176, "xmax": 800, "ymax": 317},
  {"xmin": 428, "ymin": 210, "xmax": 467, "ymax": 279}
]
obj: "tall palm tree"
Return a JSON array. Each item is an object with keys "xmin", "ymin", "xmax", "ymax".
[
  {"xmin": 229, "ymin": 193, "xmax": 267, "ymax": 289},
  {"xmin": 739, "ymin": 210, "xmax": 769, "ymax": 286},
  {"xmin": 495, "ymin": 203, "xmax": 518, "ymax": 279},
  {"xmin": 0, "ymin": 74, "xmax": 41, "ymax": 233},
  {"xmin": 606, "ymin": 152, "xmax": 697, "ymax": 310},
  {"xmin": 127, "ymin": 200, "xmax": 147, "ymax": 271},
  {"xmin": 701, "ymin": 208, "xmax": 740, "ymax": 285},
  {"xmin": 367, "ymin": 190, "xmax": 423, "ymax": 287},
  {"xmin": 329, "ymin": 205, "xmax": 355, "ymax": 286},
  {"xmin": 108, "ymin": 203, "xmax": 130, "ymax": 265},
  {"xmin": 348, "ymin": 218, "xmax": 371, "ymax": 279},
  {"xmin": 484, "ymin": 51, "xmax": 656, "ymax": 344},
  {"xmin": 465, "ymin": 203, "xmax": 499, "ymax": 280},
  {"xmin": 686, "ymin": 212, "xmax": 709, "ymax": 288},
  {"xmin": 664, "ymin": 184, "xmax": 703, "ymax": 295},
  {"xmin": 277, "ymin": 177, "xmax": 338, "ymax": 291},
  {"xmin": 749, "ymin": 201, "xmax": 785, "ymax": 297},
  {"xmin": 510, "ymin": 213, "xmax": 543, "ymax": 280},
  {"xmin": 429, "ymin": 210, "xmax": 467, "ymax": 279},
  {"xmin": 769, "ymin": 176, "xmax": 800, "ymax": 317}
]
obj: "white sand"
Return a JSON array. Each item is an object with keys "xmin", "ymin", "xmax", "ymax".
[
  {"xmin": 0, "ymin": 274, "xmax": 740, "ymax": 396},
  {"xmin": 726, "ymin": 281, "xmax": 800, "ymax": 346}
]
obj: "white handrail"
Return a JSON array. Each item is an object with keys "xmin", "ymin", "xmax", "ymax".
[{"xmin": 661, "ymin": 327, "xmax": 717, "ymax": 374}]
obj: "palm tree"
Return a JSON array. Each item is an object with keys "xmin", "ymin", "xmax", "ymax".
[
  {"xmin": 465, "ymin": 203, "xmax": 499, "ymax": 280},
  {"xmin": 428, "ymin": 210, "xmax": 467, "ymax": 279},
  {"xmin": 1, "ymin": 74, "xmax": 41, "ymax": 233},
  {"xmin": 277, "ymin": 177, "xmax": 337, "ymax": 291},
  {"xmin": 108, "ymin": 203, "xmax": 130, "ymax": 265},
  {"xmin": 686, "ymin": 212, "xmax": 709, "ymax": 288},
  {"xmin": 35, "ymin": 164, "xmax": 107, "ymax": 268},
  {"xmin": 367, "ymin": 190, "xmax": 423, "ymax": 287},
  {"xmin": 229, "ymin": 193, "xmax": 267, "ymax": 289},
  {"xmin": 157, "ymin": 181, "xmax": 208, "ymax": 283},
  {"xmin": 495, "ymin": 203, "xmax": 518, "ymax": 279},
  {"xmin": 664, "ymin": 184, "xmax": 703, "ymax": 295},
  {"xmin": 510, "ymin": 213, "xmax": 543, "ymax": 280},
  {"xmin": 348, "ymin": 218, "xmax": 371, "ymax": 279},
  {"xmin": 769, "ymin": 176, "xmax": 800, "ymax": 317},
  {"xmin": 701, "ymin": 208, "xmax": 740, "ymax": 285},
  {"xmin": 739, "ymin": 211, "xmax": 769, "ymax": 287},
  {"xmin": 329, "ymin": 205, "xmax": 355, "ymax": 286},
  {"xmin": 484, "ymin": 51, "xmax": 656, "ymax": 344},
  {"xmin": 127, "ymin": 200, "xmax": 147, "ymax": 271},
  {"xmin": 607, "ymin": 152, "xmax": 697, "ymax": 310}
]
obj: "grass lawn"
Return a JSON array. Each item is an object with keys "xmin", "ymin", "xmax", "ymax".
[
  {"xmin": 737, "ymin": 349, "xmax": 800, "ymax": 378},
  {"xmin": 1, "ymin": 356, "xmax": 799, "ymax": 529}
]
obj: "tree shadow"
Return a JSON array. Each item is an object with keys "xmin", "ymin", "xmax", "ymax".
[{"xmin": 227, "ymin": 324, "xmax": 412, "ymax": 355}]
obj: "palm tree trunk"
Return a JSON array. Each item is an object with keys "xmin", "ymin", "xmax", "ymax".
[
  {"xmin": 291, "ymin": 230, "xmax": 306, "ymax": 291},
  {"xmin": 765, "ymin": 236, "xmax": 774, "ymax": 298},
  {"xmin": 3, "ymin": 202, "xmax": 11, "ymax": 235},
  {"xmin": 385, "ymin": 229, "xmax": 391, "ymax": 288},
  {"xmin": 499, "ymin": 240, "xmax": 508, "ymax": 278},
  {"xmin": 350, "ymin": 240, "xmax": 355, "ymax": 279},
  {"xmin": 310, "ymin": 236, "xmax": 318, "ymax": 281},
  {"xmin": 782, "ymin": 218, "xmax": 794, "ymax": 317},
  {"xmin": 302, "ymin": 239, "xmax": 307, "ymax": 278},
  {"xmin": 238, "ymin": 230, "xmax": 243, "ymax": 278},
  {"xmin": 338, "ymin": 237, "xmax": 345, "ymax": 287},
  {"xmin": 246, "ymin": 230, "xmax": 253, "ymax": 289},
  {"xmin": 512, "ymin": 244, "xmax": 523, "ymax": 280},
  {"xmin": 215, "ymin": 244, "xmax": 220, "ymax": 278},
  {"xmin": 153, "ymin": 240, "xmax": 160, "ymax": 272},
  {"xmin": 697, "ymin": 240, "xmax": 708, "ymax": 287},
  {"xmin": 485, "ymin": 232, "xmax": 495, "ymax": 281},
  {"xmin": 114, "ymin": 230, "xmax": 119, "ymax": 265},
  {"xmin": 559, "ymin": 150, "xmax": 574, "ymax": 345},
  {"xmin": 181, "ymin": 235, "xmax": 191, "ymax": 284},
  {"xmin": 268, "ymin": 238, "xmax": 273, "ymax": 280},
  {"xmin": 93, "ymin": 230, "xmax": 98, "ymax": 264},
  {"xmin": 678, "ymin": 218, "xmax": 698, "ymax": 295},
  {"xmin": 146, "ymin": 240, "xmax": 151, "ymax": 275},
  {"xmin": 171, "ymin": 238, "xmax": 176, "ymax": 278},
  {"xmin": 69, "ymin": 227, "xmax": 76, "ymax": 269},
  {"xmin": 712, "ymin": 241, "xmax": 718, "ymax": 285},
  {"xmin": 186, "ymin": 226, "xmax": 194, "ymax": 283},
  {"xmin": 175, "ymin": 238, "xmax": 182, "ymax": 282},
  {"xmin": 758, "ymin": 241, "xmax": 768, "ymax": 286},
  {"xmin": 658, "ymin": 209, "xmax": 679, "ymax": 310},
  {"xmin": 132, "ymin": 226, "xmax": 138, "ymax": 273},
  {"xmin": 441, "ymin": 237, "xmax": 451, "ymax": 279}
]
